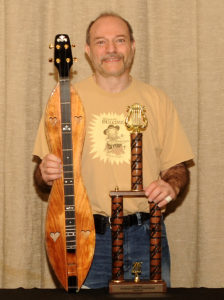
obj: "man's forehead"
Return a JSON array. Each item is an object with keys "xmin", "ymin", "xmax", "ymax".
[{"xmin": 90, "ymin": 16, "xmax": 129, "ymax": 39}]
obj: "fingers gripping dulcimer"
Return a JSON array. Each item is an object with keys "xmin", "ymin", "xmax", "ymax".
[{"xmin": 44, "ymin": 34, "xmax": 95, "ymax": 292}]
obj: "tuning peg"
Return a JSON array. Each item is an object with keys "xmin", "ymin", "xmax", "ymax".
[
  {"xmin": 72, "ymin": 44, "xmax": 76, "ymax": 48},
  {"xmin": 48, "ymin": 58, "xmax": 54, "ymax": 62},
  {"xmin": 49, "ymin": 44, "xmax": 54, "ymax": 49},
  {"xmin": 73, "ymin": 57, "xmax": 78, "ymax": 62}
]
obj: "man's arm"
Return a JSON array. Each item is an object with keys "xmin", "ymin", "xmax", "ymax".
[
  {"xmin": 144, "ymin": 162, "xmax": 190, "ymax": 208},
  {"xmin": 34, "ymin": 154, "xmax": 62, "ymax": 193}
]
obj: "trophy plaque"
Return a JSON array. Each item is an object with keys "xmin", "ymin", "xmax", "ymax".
[{"xmin": 109, "ymin": 104, "xmax": 167, "ymax": 294}]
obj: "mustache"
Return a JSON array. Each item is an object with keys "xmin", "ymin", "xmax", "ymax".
[{"xmin": 101, "ymin": 53, "xmax": 124, "ymax": 62}]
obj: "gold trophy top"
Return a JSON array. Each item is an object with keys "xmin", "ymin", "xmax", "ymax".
[{"xmin": 125, "ymin": 103, "xmax": 148, "ymax": 133}]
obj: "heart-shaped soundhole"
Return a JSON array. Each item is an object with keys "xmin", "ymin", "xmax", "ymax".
[
  {"xmin": 81, "ymin": 230, "xmax": 90, "ymax": 239},
  {"xmin": 49, "ymin": 116, "xmax": 57, "ymax": 125},
  {"xmin": 50, "ymin": 232, "xmax": 60, "ymax": 242},
  {"xmin": 74, "ymin": 115, "xmax": 82, "ymax": 122}
]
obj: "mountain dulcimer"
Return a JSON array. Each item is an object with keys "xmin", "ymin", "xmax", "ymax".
[{"xmin": 44, "ymin": 34, "xmax": 95, "ymax": 292}]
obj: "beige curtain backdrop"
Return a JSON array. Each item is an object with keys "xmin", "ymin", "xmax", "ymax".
[{"xmin": 0, "ymin": 0, "xmax": 224, "ymax": 288}]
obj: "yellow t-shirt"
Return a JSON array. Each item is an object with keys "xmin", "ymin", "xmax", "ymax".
[{"xmin": 33, "ymin": 76, "xmax": 194, "ymax": 216}]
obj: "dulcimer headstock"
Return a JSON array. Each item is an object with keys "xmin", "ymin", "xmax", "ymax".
[{"xmin": 53, "ymin": 34, "xmax": 73, "ymax": 78}]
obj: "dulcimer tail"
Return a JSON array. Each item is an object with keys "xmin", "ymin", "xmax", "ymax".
[{"xmin": 44, "ymin": 34, "xmax": 95, "ymax": 292}]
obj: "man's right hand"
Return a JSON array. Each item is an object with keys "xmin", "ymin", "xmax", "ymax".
[{"xmin": 39, "ymin": 154, "xmax": 62, "ymax": 186}]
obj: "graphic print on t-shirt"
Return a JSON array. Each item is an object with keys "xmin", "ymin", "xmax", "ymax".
[{"xmin": 89, "ymin": 113, "xmax": 130, "ymax": 165}]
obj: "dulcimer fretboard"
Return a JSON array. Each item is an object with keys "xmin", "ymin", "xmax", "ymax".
[{"xmin": 60, "ymin": 78, "xmax": 76, "ymax": 253}]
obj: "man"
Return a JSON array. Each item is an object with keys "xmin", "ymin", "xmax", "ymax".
[{"xmin": 33, "ymin": 13, "xmax": 194, "ymax": 288}]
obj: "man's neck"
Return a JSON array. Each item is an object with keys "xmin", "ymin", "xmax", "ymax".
[{"xmin": 93, "ymin": 72, "xmax": 131, "ymax": 93}]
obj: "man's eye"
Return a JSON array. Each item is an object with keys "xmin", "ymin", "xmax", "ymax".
[
  {"xmin": 96, "ymin": 40, "xmax": 105, "ymax": 45},
  {"xmin": 117, "ymin": 38, "xmax": 125, "ymax": 43}
]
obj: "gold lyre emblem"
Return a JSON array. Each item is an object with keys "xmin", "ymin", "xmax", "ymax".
[
  {"xmin": 125, "ymin": 103, "xmax": 148, "ymax": 133},
  {"xmin": 132, "ymin": 262, "xmax": 143, "ymax": 283}
]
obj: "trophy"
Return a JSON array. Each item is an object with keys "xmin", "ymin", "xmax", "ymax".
[{"xmin": 109, "ymin": 104, "xmax": 167, "ymax": 294}]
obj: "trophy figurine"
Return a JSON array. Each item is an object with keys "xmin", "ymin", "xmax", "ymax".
[{"xmin": 109, "ymin": 104, "xmax": 167, "ymax": 294}]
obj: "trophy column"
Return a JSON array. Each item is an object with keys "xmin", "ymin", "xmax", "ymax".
[
  {"xmin": 111, "ymin": 194, "xmax": 124, "ymax": 282},
  {"xmin": 109, "ymin": 104, "xmax": 166, "ymax": 294},
  {"xmin": 131, "ymin": 132, "xmax": 143, "ymax": 191},
  {"xmin": 149, "ymin": 202, "xmax": 163, "ymax": 282}
]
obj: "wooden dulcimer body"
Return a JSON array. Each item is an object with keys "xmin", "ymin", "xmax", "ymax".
[{"xmin": 44, "ymin": 34, "xmax": 95, "ymax": 292}]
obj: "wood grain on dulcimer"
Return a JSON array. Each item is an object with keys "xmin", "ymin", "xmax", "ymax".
[{"xmin": 44, "ymin": 34, "xmax": 95, "ymax": 292}]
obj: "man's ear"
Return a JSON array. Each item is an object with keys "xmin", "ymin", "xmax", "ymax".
[
  {"xmin": 131, "ymin": 40, "xmax": 136, "ymax": 53},
  {"xmin": 85, "ymin": 44, "xmax": 90, "ymax": 57}
]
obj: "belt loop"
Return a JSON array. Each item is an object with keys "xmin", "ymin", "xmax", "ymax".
[{"xmin": 136, "ymin": 212, "xmax": 142, "ymax": 225}]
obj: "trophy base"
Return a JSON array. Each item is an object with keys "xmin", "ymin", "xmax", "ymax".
[{"xmin": 109, "ymin": 279, "xmax": 167, "ymax": 294}]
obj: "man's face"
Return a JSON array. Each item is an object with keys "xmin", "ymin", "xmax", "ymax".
[{"xmin": 85, "ymin": 16, "xmax": 135, "ymax": 78}]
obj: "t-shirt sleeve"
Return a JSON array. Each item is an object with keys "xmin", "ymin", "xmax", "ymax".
[
  {"xmin": 32, "ymin": 113, "xmax": 50, "ymax": 159},
  {"xmin": 158, "ymin": 93, "xmax": 194, "ymax": 171}
]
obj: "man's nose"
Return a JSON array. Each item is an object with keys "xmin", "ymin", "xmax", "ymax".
[{"xmin": 106, "ymin": 41, "xmax": 117, "ymax": 53}]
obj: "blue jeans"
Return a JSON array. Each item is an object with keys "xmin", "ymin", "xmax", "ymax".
[{"xmin": 83, "ymin": 218, "xmax": 170, "ymax": 288}]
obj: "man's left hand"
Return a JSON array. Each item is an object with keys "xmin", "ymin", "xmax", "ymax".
[{"xmin": 144, "ymin": 179, "xmax": 176, "ymax": 208}]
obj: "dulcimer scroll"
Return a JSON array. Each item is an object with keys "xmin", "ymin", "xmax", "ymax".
[{"xmin": 44, "ymin": 34, "xmax": 95, "ymax": 292}]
